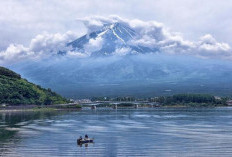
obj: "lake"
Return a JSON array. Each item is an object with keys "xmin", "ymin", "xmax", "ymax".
[{"xmin": 1, "ymin": 107, "xmax": 232, "ymax": 157}]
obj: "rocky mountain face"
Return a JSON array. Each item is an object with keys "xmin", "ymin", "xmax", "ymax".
[{"xmin": 66, "ymin": 22, "xmax": 156, "ymax": 56}]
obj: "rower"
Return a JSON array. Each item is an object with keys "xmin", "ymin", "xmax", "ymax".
[
  {"xmin": 85, "ymin": 134, "xmax": 88, "ymax": 139},
  {"xmin": 77, "ymin": 136, "xmax": 83, "ymax": 144}
]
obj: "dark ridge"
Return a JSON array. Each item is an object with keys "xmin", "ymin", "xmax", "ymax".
[
  {"xmin": 0, "ymin": 66, "xmax": 69, "ymax": 105},
  {"xmin": 0, "ymin": 66, "xmax": 21, "ymax": 79}
]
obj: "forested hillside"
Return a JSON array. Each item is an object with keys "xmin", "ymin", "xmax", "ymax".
[{"xmin": 0, "ymin": 67, "xmax": 68, "ymax": 105}]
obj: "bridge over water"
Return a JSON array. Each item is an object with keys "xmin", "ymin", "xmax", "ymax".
[{"xmin": 79, "ymin": 101, "xmax": 160, "ymax": 107}]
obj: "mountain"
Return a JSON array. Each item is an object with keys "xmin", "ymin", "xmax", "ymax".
[
  {"xmin": 6, "ymin": 22, "xmax": 232, "ymax": 99},
  {"xmin": 0, "ymin": 66, "xmax": 68, "ymax": 105},
  {"xmin": 67, "ymin": 22, "xmax": 156, "ymax": 56},
  {"xmin": 10, "ymin": 55, "xmax": 232, "ymax": 98}
]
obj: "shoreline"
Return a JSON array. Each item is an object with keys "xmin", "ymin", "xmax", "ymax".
[
  {"xmin": 0, "ymin": 103, "xmax": 229, "ymax": 113},
  {"xmin": 0, "ymin": 103, "xmax": 82, "ymax": 112}
]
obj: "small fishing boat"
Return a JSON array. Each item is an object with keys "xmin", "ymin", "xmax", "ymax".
[{"xmin": 77, "ymin": 138, "xmax": 94, "ymax": 145}]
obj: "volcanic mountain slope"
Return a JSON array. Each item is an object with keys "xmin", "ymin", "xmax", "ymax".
[
  {"xmin": 67, "ymin": 22, "xmax": 156, "ymax": 56},
  {"xmin": 10, "ymin": 54, "xmax": 232, "ymax": 98},
  {"xmin": 6, "ymin": 19, "xmax": 232, "ymax": 98}
]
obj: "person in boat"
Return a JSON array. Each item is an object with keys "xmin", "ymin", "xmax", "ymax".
[
  {"xmin": 77, "ymin": 136, "xmax": 82, "ymax": 144},
  {"xmin": 85, "ymin": 134, "xmax": 88, "ymax": 139}
]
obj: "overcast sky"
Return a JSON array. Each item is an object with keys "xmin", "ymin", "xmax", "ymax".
[{"xmin": 0, "ymin": 0, "xmax": 232, "ymax": 50}]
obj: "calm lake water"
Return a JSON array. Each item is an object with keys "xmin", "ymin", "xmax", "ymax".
[{"xmin": 1, "ymin": 107, "xmax": 232, "ymax": 157}]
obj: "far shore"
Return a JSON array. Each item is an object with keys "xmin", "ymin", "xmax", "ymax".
[
  {"xmin": 0, "ymin": 102, "xmax": 229, "ymax": 113},
  {"xmin": 0, "ymin": 103, "xmax": 82, "ymax": 112}
]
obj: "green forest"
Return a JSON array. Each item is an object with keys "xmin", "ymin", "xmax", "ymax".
[
  {"xmin": 0, "ymin": 66, "xmax": 68, "ymax": 105},
  {"xmin": 155, "ymin": 94, "xmax": 228, "ymax": 106}
]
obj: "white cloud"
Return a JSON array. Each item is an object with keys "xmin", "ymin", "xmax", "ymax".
[
  {"xmin": 78, "ymin": 15, "xmax": 232, "ymax": 59},
  {"xmin": 66, "ymin": 51, "xmax": 89, "ymax": 58},
  {"xmin": 113, "ymin": 47, "xmax": 132, "ymax": 56},
  {"xmin": 195, "ymin": 34, "xmax": 232, "ymax": 59},
  {"xmin": 1, "ymin": 0, "xmax": 232, "ymax": 50},
  {"xmin": 0, "ymin": 31, "xmax": 78, "ymax": 65},
  {"xmin": 84, "ymin": 36, "xmax": 104, "ymax": 54},
  {"xmin": 198, "ymin": 34, "xmax": 230, "ymax": 51},
  {"xmin": 30, "ymin": 31, "xmax": 77, "ymax": 54},
  {"xmin": 0, "ymin": 15, "xmax": 232, "ymax": 65},
  {"xmin": 77, "ymin": 15, "xmax": 126, "ymax": 34},
  {"xmin": 0, "ymin": 44, "xmax": 34, "ymax": 62}
]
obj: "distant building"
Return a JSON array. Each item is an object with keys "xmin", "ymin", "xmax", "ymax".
[
  {"xmin": 1, "ymin": 103, "xmax": 7, "ymax": 107},
  {"xmin": 214, "ymin": 96, "xmax": 221, "ymax": 100},
  {"xmin": 69, "ymin": 99, "xmax": 74, "ymax": 102},
  {"xmin": 226, "ymin": 100, "xmax": 232, "ymax": 106},
  {"xmin": 76, "ymin": 99, "xmax": 92, "ymax": 104}
]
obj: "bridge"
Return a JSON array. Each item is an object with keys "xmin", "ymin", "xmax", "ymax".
[{"xmin": 79, "ymin": 101, "xmax": 160, "ymax": 109}]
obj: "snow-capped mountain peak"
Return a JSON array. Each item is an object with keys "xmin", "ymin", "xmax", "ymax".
[{"xmin": 67, "ymin": 22, "xmax": 154, "ymax": 56}]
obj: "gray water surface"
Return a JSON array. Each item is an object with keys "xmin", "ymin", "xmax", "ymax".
[{"xmin": 1, "ymin": 107, "xmax": 232, "ymax": 157}]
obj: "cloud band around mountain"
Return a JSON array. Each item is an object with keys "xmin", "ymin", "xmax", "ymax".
[{"xmin": 0, "ymin": 15, "xmax": 231, "ymax": 65}]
